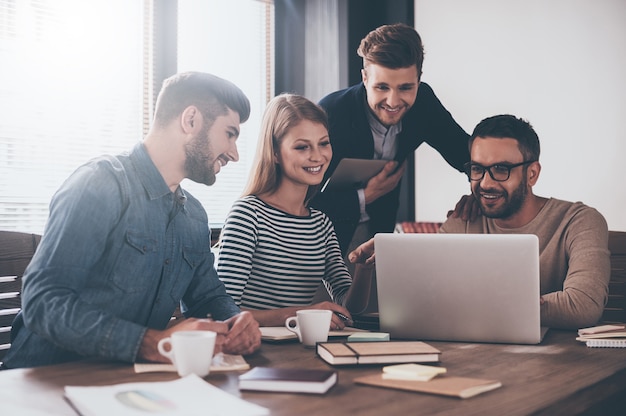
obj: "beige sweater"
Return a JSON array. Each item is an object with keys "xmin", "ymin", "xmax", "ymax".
[{"xmin": 440, "ymin": 198, "xmax": 610, "ymax": 329}]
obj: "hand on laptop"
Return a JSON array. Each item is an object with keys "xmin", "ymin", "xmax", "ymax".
[{"xmin": 348, "ymin": 238, "xmax": 376, "ymax": 266}]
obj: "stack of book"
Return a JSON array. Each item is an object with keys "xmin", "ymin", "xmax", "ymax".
[
  {"xmin": 395, "ymin": 221, "xmax": 442, "ymax": 234},
  {"xmin": 576, "ymin": 324, "xmax": 626, "ymax": 348}
]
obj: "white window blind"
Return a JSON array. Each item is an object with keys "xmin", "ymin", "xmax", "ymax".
[
  {"xmin": 0, "ymin": 0, "xmax": 144, "ymax": 233},
  {"xmin": 0, "ymin": 0, "xmax": 274, "ymax": 234}
]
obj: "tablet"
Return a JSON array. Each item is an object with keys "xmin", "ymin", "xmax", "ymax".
[{"xmin": 321, "ymin": 158, "xmax": 388, "ymax": 192}]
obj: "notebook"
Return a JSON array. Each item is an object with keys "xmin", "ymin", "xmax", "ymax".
[{"xmin": 374, "ymin": 233, "xmax": 547, "ymax": 344}]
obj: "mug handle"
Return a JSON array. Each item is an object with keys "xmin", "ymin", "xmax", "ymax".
[
  {"xmin": 285, "ymin": 316, "xmax": 300, "ymax": 337},
  {"xmin": 157, "ymin": 337, "xmax": 174, "ymax": 363}
]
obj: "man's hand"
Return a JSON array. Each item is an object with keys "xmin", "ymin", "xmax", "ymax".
[
  {"xmin": 447, "ymin": 194, "xmax": 481, "ymax": 222},
  {"xmin": 348, "ymin": 238, "xmax": 375, "ymax": 266},
  {"xmin": 137, "ymin": 312, "xmax": 261, "ymax": 362},
  {"xmin": 138, "ymin": 318, "xmax": 231, "ymax": 363},
  {"xmin": 221, "ymin": 311, "xmax": 261, "ymax": 355},
  {"xmin": 363, "ymin": 161, "xmax": 406, "ymax": 204}
]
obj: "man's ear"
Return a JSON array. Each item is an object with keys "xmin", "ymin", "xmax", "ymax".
[
  {"xmin": 527, "ymin": 161, "xmax": 541, "ymax": 186},
  {"xmin": 181, "ymin": 106, "xmax": 200, "ymax": 134},
  {"xmin": 361, "ymin": 68, "xmax": 367, "ymax": 84}
]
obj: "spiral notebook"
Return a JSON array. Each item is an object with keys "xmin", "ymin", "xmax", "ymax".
[{"xmin": 584, "ymin": 339, "xmax": 626, "ymax": 348}]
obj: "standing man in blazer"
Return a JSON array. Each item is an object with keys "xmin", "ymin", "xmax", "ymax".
[{"xmin": 311, "ymin": 23, "xmax": 470, "ymax": 258}]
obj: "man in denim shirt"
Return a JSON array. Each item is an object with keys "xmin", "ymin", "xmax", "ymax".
[{"xmin": 3, "ymin": 72, "xmax": 261, "ymax": 368}]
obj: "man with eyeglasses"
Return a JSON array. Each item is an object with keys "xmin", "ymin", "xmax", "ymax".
[
  {"xmin": 349, "ymin": 114, "xmax": 610, "ymax": 330},
  {"xmin": 435, "ymin": 114, "xmax": 611, "ymax": 329}
]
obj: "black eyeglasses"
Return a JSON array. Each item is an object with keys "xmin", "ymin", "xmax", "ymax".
[{"xmin": 463, "ymin": 160, "xmax": 536, "ymax": 182}]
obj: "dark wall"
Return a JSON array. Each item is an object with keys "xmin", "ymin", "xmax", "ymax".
[{"xmin": 274, "ymin": 0, "xmax": 306, "ymax": 95}]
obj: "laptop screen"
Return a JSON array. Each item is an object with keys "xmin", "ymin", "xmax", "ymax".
[{"xmin": 374, "ymin": 233, "xmax": 544, "ymax": 344}]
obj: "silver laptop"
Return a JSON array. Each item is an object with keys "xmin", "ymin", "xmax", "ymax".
[{"xmin": 374, "ymin": 233, "xmax": 547, "ymax": 344}]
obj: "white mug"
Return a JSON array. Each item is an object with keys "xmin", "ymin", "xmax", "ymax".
[
  {"xmin": 285, "ymin": 309, "xmax": 332, "ymax": 347},
  {"xmin": 157, "ymin": 330, "xmax": 216, "ymax": 377}
]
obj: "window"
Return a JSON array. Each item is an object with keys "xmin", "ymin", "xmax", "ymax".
[
  {"xmin": 0, "ymin": 0, "xmax": 144, "ymax": 233},
  {"xmin": 177, "ymin": 0, "xmax": 274, "ymax": 227},
  {"xmin": 0, "ymin": 0, "xmax": 274, "ymax": 233}
]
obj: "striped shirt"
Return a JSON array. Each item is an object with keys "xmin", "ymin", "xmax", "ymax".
[{"xmin": 217, "ymin": 195, "xmax": 352, "ymax": 309}]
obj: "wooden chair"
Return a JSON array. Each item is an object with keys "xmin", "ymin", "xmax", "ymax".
[
  {"xmin": 0, "ymin": 231, "xmax": 41, "ymax": 364},
  {"xmin": 602, "ymin": 230, "xmax": 626, "ymax": 323}
]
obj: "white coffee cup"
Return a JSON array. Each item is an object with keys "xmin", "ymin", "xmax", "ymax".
[
  {"xmin": 285, "ymin": 309, "xmax": 332, "ymax": 347},
  {"xmin": 157, "ymin": 330, "xmax": 216, "ymax": 377}
]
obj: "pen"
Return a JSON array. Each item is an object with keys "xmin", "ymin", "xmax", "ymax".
[{"xmin": 334, "ymin": 312, "xmax": 353, "ymax": 325}]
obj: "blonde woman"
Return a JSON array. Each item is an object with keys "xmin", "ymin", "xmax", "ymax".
[{"xmin": 217, "ymin": 94, "xmax": 372, "ymax": 328}]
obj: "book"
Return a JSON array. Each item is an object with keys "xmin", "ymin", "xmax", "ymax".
[
  {"xmin": 260, "ymin": 326, "xmax": 369, "ymax": 342},
  {"xmin": 64, "ymin": 374, "xmax": 269, "ymax": 416},
  {"xmin": 382, "ymin": 363, "xmax": 447, "ymax": 381},
  {"xmin": 347, "ymin": 332, "xmax": 390, "ymax": 342},
  {"xmin": 578, "ymin": 324, "xmax": 625, "ymax": 336},
  {"xmin": 133, "ymin": 353, "xmax": 250, "ymax": 374},
  {"xmin": 354, "ymin": 374, "xmax": 502, "ymax": 399},
  {"xmin": 577, "ymin": 334, "xmax": 626, "ymax": 340},
  {"xmin": 316, "ymin": 341, "xmax": 441, "ymax": 365},
  {"xmin": 238, "ymin": 367, "xmax": 337, "ymax": 394},
  {"xmin": 576, "ymin": 324, "xmax": 626, "ymax": 347}
]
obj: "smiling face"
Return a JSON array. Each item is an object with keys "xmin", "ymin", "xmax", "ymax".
[
  {"xmin": 185, "ymin": 108, "xmax": 240, "ymax": 186},
  {"xmin": 470, "ymin": 137, "xmax": 537, "ymax": 221},
  {"xmin": 362, "ymin": 63, "xmax": 419, "ymax": 127},
  {"xmin": 275, "ymin": 119, "xmax": 331, "ymax": 189}
]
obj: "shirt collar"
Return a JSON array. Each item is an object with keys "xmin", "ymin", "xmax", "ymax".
[{"xmin": 129, "ymin": 142, "xmax": 174, "ymax": 200}]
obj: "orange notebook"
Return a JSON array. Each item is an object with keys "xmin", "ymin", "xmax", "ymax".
[{"xmin": 354, "ymin": 374, "xmax": 502, "ymax": 399}]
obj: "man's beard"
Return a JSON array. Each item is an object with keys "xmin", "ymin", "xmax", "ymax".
[
  {"xmin": 475, "ymin": 176, "xmax": 528, "ymax": 219},
  {"xmin": 184, "ymin": 129, "xmax": 216, "ymax": 186}
]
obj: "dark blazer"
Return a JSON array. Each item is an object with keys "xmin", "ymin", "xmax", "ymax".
[{"xmin": 310, "ymin": 82, "xmax": 470, "ymax": 254}]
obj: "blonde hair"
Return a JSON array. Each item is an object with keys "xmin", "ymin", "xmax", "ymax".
[{"xmin": 243, "ymin": 94, "xmax": 328, "ymax": 203}]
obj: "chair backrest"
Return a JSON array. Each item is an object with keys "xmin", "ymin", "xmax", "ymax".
[
  {"xmin": 0, "ymin": 231, "xmax": 41, "ymax": 364},
  {"xmin": 602, "ymin": 230, "xmax": 626, "ymax": 324}
]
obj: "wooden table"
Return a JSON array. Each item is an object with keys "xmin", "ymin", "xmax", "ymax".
[{"xmin": 1, "ymin": 329, "xmax": 625, "ymax": 415}]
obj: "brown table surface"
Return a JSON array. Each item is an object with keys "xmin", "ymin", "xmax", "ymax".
[{"xmin": 1, "ymin": 329, "xmax": 626, "ymax": 415}]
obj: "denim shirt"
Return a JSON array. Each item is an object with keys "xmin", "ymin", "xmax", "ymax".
[{"xmin": 3, "ymin": 143, "xmax": 240, "ymax": 368}]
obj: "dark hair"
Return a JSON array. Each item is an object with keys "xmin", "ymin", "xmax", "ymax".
[
  {"xmin": 357, "ymin": 23, "xmax": 424, "ymax": 77},
  {"xmin": 153, "ymin": 72, "xmax": 250, "ymax": 128},
  {"xmin": 470, "ymin": 114, "xmax": 541, "ymax": 161}
]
